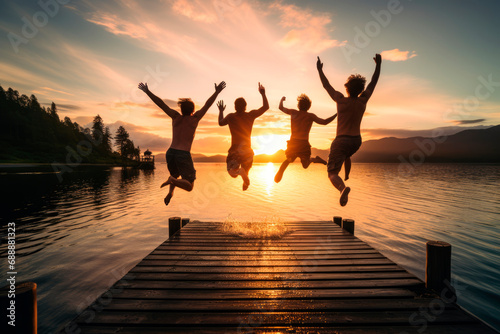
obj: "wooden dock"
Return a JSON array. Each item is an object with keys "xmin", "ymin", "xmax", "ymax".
[{"xmin": 72, "ymin": 220, "xmax": 497, "ymax": 333}]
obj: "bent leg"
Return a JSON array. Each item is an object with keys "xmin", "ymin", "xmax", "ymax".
[
  {"xmin": 329, "ymin": 172, "xmax": 350, "ymax": 206},
  {"xmin": 164, "ymin": 184, "xmax": 175, "ymax": 206},
  {"xmin": 311, "ymin": 156, "xmax": 327, "ymax": 165},
  {"xmin": 300, "ymin": 157, "xmax": 311, "ymax": 169},
  {"xmin": 240, "ymin": 167, "xmax": 250, "ymax": 191},
  {"xmin": 344, "ymin": 157, "xmax": 351, "ymax": 181},
  {"xmin": 169, "ymin": 176, "xmax": 194, "ymax": 192},
  {"xmin": 274, "ymin": 159, "xmax": 290, "ymax": 183}
]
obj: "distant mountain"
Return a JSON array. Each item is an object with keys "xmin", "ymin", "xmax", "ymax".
[
  {"xmin": 155, "ymin": 126, "xmax": 500, "ymax": 163},
  {"xmin": 353, "ymin": 125, "xmax": 500, "ymax": 163}
]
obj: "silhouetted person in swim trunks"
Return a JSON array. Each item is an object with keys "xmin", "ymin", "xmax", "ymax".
[
  {"xmin": 274, "ymin": 94, "xmax": 337, "ymax": 183},
  {"xmin": 218, "ymin": 82, "xmax": 269, "ymax": 190},
  {"xmin": 317, "ymin": 54, "xmax": 381, "ymax": 206},
  {"xmin": 138, "ymin": 81, "xmax": 226, "ymax": 205}
]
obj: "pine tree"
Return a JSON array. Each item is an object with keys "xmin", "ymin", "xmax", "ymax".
[{"xmin": 115, "ymin": 126, "xmax": 130, "ymax": 157}]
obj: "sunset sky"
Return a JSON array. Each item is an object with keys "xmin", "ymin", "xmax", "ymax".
[{"xmin": 1, "ymin": 0, "xmax": 499, "ymax": 155}]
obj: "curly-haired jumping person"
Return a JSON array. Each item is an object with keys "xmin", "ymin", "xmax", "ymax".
[
  {"xmin": 317, "ymin": 54, "xmax": 381, "ymax": 206},
  {"xmin": 274, "ymin": 94, "xmax": 337, "ymax": 183}
]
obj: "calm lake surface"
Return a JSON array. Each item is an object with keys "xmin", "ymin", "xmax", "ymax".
[{"xmin": 1, "ymin": 162, "xmax": 499, "ymax": 333}]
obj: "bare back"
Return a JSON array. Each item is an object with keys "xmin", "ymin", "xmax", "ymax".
[
  {"xmin": 170, "ymin": 115, "xmax": 200, "ymax": 151},
  {"xmin": 226, "ymin": 112, "xmax": 257, "ymax": 148},
  {"xmin": 290, "ymin": 111, "xmax": 314, "ymax": 141},
  {"xmin": 336, "ymin": 97, "xmax": 367, "ymax": 137}
]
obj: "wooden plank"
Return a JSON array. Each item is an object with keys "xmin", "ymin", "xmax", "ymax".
[
  {"xmin": 99, "ymin": 297, "xmax": 456, "ymax": 312},
  {"xmin": 78, "ymin": 324, "xmax": 498, "ymax": 334},
  {"xmin": 114, "ymin": 278, "xmax": 423, "ymax": 290},
  {"xmin": 129, "ymin": 264, "xmax": 404, "ymax": 273},
  {"xmin": 78, "ymin": 309, "xmax": 477, "ymax": 326},
  {"xmin": 123, "ymin": 271, "xmax": 413, "ymax": 281},
  {"xmin": 110, "ymin": 287, "xmax": 416, "ymax": 300},
  {"xmin": 143, "ymin": 253, "xmax": 385, "ymax": 261}
]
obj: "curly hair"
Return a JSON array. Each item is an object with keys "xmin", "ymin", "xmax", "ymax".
[
  {"xmin": 178, "ymin": 98, "xmax": 195, "ymax": 115},
  {"xmin": 345, "ymin": 74, "xmax": 366, "ymax": 97},
  {"xmin": 297, "ymin": 94, "xmax": 311, "ymax": 111}
]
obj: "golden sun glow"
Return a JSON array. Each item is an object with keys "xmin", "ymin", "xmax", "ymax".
[{"xmin": 252, "ymin": 134, "xmax": 289, "ymax": 155}]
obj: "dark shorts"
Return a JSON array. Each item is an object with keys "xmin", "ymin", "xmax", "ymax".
[
  {"xmin": 286, "ymin": 138, "xmax": 311, "ymax": 161},
  {"xmin": 327, "ymin": 135, "xmax": 362, "ymax": 174},
  {"xmin": 166, "ymin": 148, "xmax": 196, "ymax": 183},
  {"xmin": 226, "ymin": 145, "xmax": 254, "ymax": 172}
]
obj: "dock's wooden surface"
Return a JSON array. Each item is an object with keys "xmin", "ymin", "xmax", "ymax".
[{"xmin": 74, "ymin": 221, "xmax": 496, "ymax": 333}]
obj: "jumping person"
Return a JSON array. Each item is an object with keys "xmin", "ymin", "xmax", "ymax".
[
  {"xmin": 317, "ymin": 54, "xmax": 381, "ymax": 206},
  {"xmin": 274, "ymin": 94, "xmax": 337, "ymax": 183},
  {"xmin": 218, "ymin": 82, "xmax": 269, "ymax": 190},
  {"xmin": 138, "ymin": 81, "xmax": 226, "ymax": 205}
]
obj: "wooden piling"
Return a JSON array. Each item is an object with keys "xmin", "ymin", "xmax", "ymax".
[
  {"xmin": 168, "ymin": 217, "xmax": 182, "ymax": 238},
  {"xmin": 342, "ymin": 219, "xmax": 355, "ymax": 235},
  {"xmin": 181, "ymin": 218, "xmax": 190, "ymax": 227},
  {"xmin": 426, "ymin": 240, "xmax": 452, "ymax": 294},
  {"xmin": 333, "ymin": 216, "xmax": 342, "ymax": 226},
  {"xmin": 1, "ymin": 282, "xmax": 37, "ymax": 333}
]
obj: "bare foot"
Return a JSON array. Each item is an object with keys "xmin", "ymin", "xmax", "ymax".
[
  {"xmin": 340, "ymin": 187, "xmax": 351, "ymax": 207},
  {"xmin": 164, "ymin": 193, "xmax": 173, "ymax": 206},
  {"xmin": 160, "ymin": 176, "xmax": 174, "ymax": 188},
  {"xmin": 315, "ymin": 155, "xmax": 327, "ymax": 165},
  {"xmin": 345, "ymin": 175, "xmax": 349, "ymax": 181},
  {"xmin": 241, "ymin": 173, "xmax": 250, "ymax": 191}
]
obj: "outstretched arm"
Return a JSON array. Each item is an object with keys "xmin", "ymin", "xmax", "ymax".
[
  {"xmin": 217, "ymin": 100, "xmax": 228, "ymax": 126},
  {"xmin": 310, "ymin": 113, "xmax": 337, "ymax": 125},
  {"xmin": 278, "ymin": 96, "xmax": 294, "ymax": 115},
  {"xmin": 316, "ymin": 57, "xmax": 344, "ymax": 102},
  {"xmin": 138, "ymin": 82, "xmax": 179, "ymax": 119},
  {"xmin": 250, "ymin": 82, "xmax": 269, "ymax": 118},
  {"xmin": 361, "ymin": 54, "xmax": 382, "ymax": 100},
  {"xmin": 193, "ymin": 81, "xmax": 226, "ymax": 120}
]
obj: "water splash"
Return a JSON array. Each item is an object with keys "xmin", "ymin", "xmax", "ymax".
[{"xmin": 220, "ymin": 214, "xmax": 290, "ymax": 239}]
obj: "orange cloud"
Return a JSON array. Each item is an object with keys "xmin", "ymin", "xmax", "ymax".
[
  {"xmin": 380, "ymin": 49, "xmax": 417, "ymax": 62},
  {"xmin": 271, "ymin": 2, "xmax": 346, "ymax": 53}
]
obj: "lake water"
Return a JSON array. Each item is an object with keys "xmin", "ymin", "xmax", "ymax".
[{"xmin": 0, "ymin": 162, "xmax": 499, "ymax": 333}]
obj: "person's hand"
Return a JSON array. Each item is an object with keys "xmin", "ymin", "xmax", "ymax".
[
  {"xmin": 316, "ymin": 56, "xmax": 323, "ymax": 70},
  {"xmin": 280, "ymin": 96, "xmax": 286, "ymax": 103},
  {"xmin": 258, "ymin": 82, "xmax": 265, "ymax": 94},
  {"xmin": 138, "ymin": 82, "xmax": 149, "ymax": 92},
  {"xmin": 217, "ymin": 100, "xmax": 225, "ymax": 112},
  {"xmin": 215, "ymin": 81, "xmax": 226, "ymax": 93},
  {"xmin": 374, "ymin": 54, "xmax": 382, "ymax": 65}
]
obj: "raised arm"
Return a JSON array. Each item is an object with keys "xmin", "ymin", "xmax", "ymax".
[
  {"xmin": 138, "ymin": 82, "xmax": 179, "ymax": 119},
  {"xmin": 217, "ymin": 100, "xmax": 229, "ymax": 126},
  {"xmin": 193, "ymin": 81, "xmax": 226, "ymax": 120},
  {"xmin": 249, "ymin": 82, "xmax": 269, "ymax": 118},
  {"xmin": 278, "ymin": 96, "xmax": 294, "ymax": 115},
  {"xmin": 310, "ymin": 113, "xmax": 337, "ymax": 125},
  {"xmin": 360, "ymin": 54, "xmax": 382, "ymax": 100},
  {"xmin": 316, "ymin": 57, "xmax": 344, "ymax": 102}
]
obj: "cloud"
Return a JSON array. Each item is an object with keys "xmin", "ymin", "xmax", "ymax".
[
  {"xmin": 452, "ymin": 119, "xmax": 486, "ymax": 125},
  {"xmin": 172, "ymin": 0, "xmax": 218, "ymax": 23},
  {"xmin": 41, "ymin": 103, "xmax": 82, "ymax": 112},
  {"xmin": 271, "ymin": 2, "xmax": 345, "ymax": 53},
  {"xmin": 381, "ymin": 49, "xmax": 417, "ymax": 62}
]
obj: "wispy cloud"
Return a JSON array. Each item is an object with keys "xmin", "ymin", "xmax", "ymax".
[
  {"xmin": 381, "ymin": 48, "xmax": 417, "ymax": 62},
  {"xmin": 271, "ymin": 2, "xmax": 345, "ymax": 53},
  {"xmin": 452, "ymin": 118, "xmax": 486, "ymax": 125}
]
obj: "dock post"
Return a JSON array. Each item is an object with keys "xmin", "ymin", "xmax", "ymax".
[
  {"xmin": 333, "ymin": 216, "xmax": 342, "ymax": 226},
  {"xmin": 1, "ymin": 282, "xmax": 37, "ymax": 333},
  {"xmin": 342, "ymin": 219, "xmax": 355, "ymax": 235},
  {"xmin": 169, "ymin": 217, "xmax": 182, "ymax": 238},
  {"xmin": 426, "ymin": 241, "xmax": 452, "ymax": 294},
  {"xmin": 181, "ymin": 218, "xmax": 190, "ymax": 227}
]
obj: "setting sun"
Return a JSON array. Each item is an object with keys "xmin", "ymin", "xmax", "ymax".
[{"xmin": 252, "ymin": 134, "xmax": 289, "ymax": 155}]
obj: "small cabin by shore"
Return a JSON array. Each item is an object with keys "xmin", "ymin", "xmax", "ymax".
[{"xmin": 137, "ymin": 149, "xmax": 155, "ymax": 170}]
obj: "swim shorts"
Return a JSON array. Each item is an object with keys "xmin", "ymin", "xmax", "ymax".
[
  {"xmin": 226, "ymin": 144, "xmax": 254, "ymax": 172},
  {"xmin": 327, "ymin": 135, "xmax": 362, "ymax": 174},
  {"xmin": 286, "ymin": 138, "xmax": 312, "ymax": 161},
  {"xmin": 166, "ymin": 148, "xmax": 196, "ymax": 183}
]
